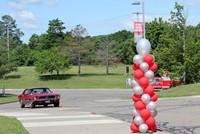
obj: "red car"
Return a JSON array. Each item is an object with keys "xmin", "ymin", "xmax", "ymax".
[
  {"xmin": 153, "ymin": 76, "xmax": 172, "ymax": 89},
  {"xmin": 18, "ymin": 87, "xmax": 60, "ymax": 108}
]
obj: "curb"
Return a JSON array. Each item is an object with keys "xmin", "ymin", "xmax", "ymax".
[{"xmin": 0, "ymin": 101, "xmax": 18, "ymax": 105}]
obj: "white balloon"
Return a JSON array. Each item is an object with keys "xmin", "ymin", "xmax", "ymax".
[
  {"xmin": 141, "ymin": 94, "xmax": 150, "ymax": 104},
  {"xmin": 145, "ymin": 70, "xmax": 154, "ymax": 79},
  {"xmin": 136, "ymin": 39, "xmax": 151, "ymax": 57},
  {"xmin": 140, "ymin": 62, "xmax": 149, "ymax": 72},
  {"xmin": 131, "ymin": 79, "xmax": 139, "ymax": 86},
  {"xmin": 133, "ymin": 85, "xmax": 143, "ymax": 95},
  {"xmin": 150, "ymin": 109, "xmax": 158, "ymax": 117},
  {"xmin": 132, "ymin": 108, "xmax": 139, "ymax": 117},
  {"xmin": 133, "ymin": 54, "xmax": 143, "ymax": 64},
  {"xmin": 134, "ymin": 116, "xmax": 143, "ymax": 125},
  {"xmin": 147, "ymin": 101, "xmax": 157, "ymax": 110},
  {"xmin": 139, "ymin": 124, "xmax": 148, "ymax": 133}
]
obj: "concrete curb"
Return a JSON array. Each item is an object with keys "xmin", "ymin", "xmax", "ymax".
[{"xmin": 0, "ymin": 101, "xmax": 18, "ymax": 105}]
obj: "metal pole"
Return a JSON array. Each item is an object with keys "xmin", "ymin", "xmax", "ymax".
[{"xmin": 142, "ymin": 1, "xmax": 145, "ymax": 39}]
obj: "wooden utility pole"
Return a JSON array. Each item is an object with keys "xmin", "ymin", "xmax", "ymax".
[{"xmin": 6, "ymin": 25, "xmax": 10, "ymax": 60}]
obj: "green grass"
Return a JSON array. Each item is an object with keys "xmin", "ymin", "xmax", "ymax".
[
  {"xmin": 0, "ymin": 65, "xmax": 132, "ymax": 89},
  {"xmin": 0, "ymin": 116, "xmax": 29, "ymax": 134},
  {"xmin": 158, "ymin": 83, "xmax": 200, "ymax": 98},
  {"xmin": 0, "ymin": 94, "xmax": 18, "ymax": 103},
  {"xmin": 0, "ymin": 65, "xmax": 200, "ymax": 98}
]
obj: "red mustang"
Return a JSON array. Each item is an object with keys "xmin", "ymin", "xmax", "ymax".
[{"xmin": 18, "ymin": 87, "xmax": 60, "ymax": 108}]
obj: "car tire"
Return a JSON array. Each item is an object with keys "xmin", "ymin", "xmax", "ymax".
[
  {"xmin": 54, "ymin": 102, "xmax": 59, "ymax": 107},
  {"xmin": 20, "ymin": 101, "xmax": 25, "ymax": 108}
]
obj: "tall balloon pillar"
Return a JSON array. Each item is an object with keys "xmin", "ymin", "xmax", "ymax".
[{"xmin": 130, "ymin": 39, "xmax": 158, "ymax": 133}]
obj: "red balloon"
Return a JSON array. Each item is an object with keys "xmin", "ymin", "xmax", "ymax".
[
  {"xmin": 139, "ymin": 77, "xmax": 149, "ymax": 89},
  {"xmin": 140, "ymin": 109, "xmax": 151, "ymax": 120},
  {"xmin": 135, "ymin": 101, "xmax": 145, "ymax": 110},
  {"xmin": 145, "ymin": 116, "xmax": 156, "ymax": 127},
  {"xmin": 149, "ymin": 63, "xmax": 158, "ymax": 72},
  {"xmin": 132, "ymin": 64, "xmax": 140, "ymax": 70},
  {"xmin": 151, "ymin": 93, "xmax": 158, "ymax": 102},
  {"xmin": 144, "ymin": 85, "xmax": 154, "ymax": 96},
  {"xmin": 134, "ymin": 69, "xmax": 144, "ymax": 80},
  {"xmin": 132, "ymin": 94, "xmax": 142, "ymax": 102},
  {"xmin": 130, "ymin": 123, "xmax": 139, "ymax": 132},
  {"xmin": 149, "ymin": 124, "xmax": 157, "ymax": 132},
  {"xmin": 143, "ymin": 54, "xmax": 154, "ymax": 66}
]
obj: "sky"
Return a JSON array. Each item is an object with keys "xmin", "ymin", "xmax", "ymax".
[{"xmin": 0, "ymin": 0, "xmax": 200, "ymax": 43}]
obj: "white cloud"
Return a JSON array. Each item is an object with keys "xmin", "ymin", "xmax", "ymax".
[
  {"xmin": 12, "ymin": 10, "xmax": 39, "ymax": 30},
  {"xmin": 9, "ymin": 0, "xmax": 42, "ymax": 10},
  {"xmin": 22, "ymin": 22, "xmax": 38, "ymax": 29},
  {"xmin": 19, "ymin": 10, "xmax": 37, "ymax": 21},
  {"xmin": 47, "ymin": 0, "xmax": 60, "ymax": 6},
  {"xmin": 7, "ymin": 0, "xmax": 61, "ymax": 32}
]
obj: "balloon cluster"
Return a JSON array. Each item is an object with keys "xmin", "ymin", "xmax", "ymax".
[{"xmin": 130, "ymin": 39, "xmax": 158, "ymax": 133}]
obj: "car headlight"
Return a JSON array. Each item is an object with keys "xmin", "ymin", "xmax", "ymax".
[{"xmin": 56, "ymin": 95, "xmax": 60, "ymax": 99}]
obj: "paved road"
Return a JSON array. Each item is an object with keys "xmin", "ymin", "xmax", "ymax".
[{"xmin": 1, "ymin": 89, "xmax": 200, "ymax": 134}]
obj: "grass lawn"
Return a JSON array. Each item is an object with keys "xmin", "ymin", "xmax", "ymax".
[
  {"xmin": 0, "ymin": 65, "xmax": 132, "ymax": 89},
  {"xmin": 157, "ymin": 83, "xmax": 200, "ymax": 98},
  {"xmin": 0, "ymin": 116, "xmax": 29, "ymax": 134},
  {"xmin": 0, "ymin": 65, "xmax": 199, "ymax": 98},
  {"xmin": 0, "ymin": 94, "xmax": 18, "ymax": 103}
]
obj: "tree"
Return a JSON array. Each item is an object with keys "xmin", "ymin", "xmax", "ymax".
[
  {"xmin": 11, "ymin": 45, "xmax": 30, "ymax": 66},
  {"xmin": 0, "ymin": 15, "xmax": 24, "ymax": 51},
  {"xmin": 28, "ymin": 34, "xmax": 39, "ymax": 49},
  {"xmin": 35, "ymin": 47, "xmax": 70, "ymax": 75},
  {"xmin": 71, "ymin": 24, "xmax": 87, "ymax": 76},
  {"xmin": 46, "ymin": 18, "xmax": 66, "ymax": 47},
  {"xmin": 170, "ymin": 2, "xmax": 188, "ymax": 84},
  {"xmin": 0, "ymin": 43, "xmax": 17, "ymax": 78},
  {"xmin": 96, "ymin": 38, "xmax": 119, "ymax": 75},
  {"xmin": 184, "ymin": 24, "xmax": 200, "ymax": 83},
  {"xmin": 146, "ymin": 18, "xmax": 169, "ymax": 49}
]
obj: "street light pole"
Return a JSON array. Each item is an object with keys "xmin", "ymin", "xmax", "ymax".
[{"xmin": 132, "ymin": 1, "xmax": 145, "ymax": 39}]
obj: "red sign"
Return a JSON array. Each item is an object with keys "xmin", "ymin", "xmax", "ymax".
[{"xmin": 134, "ymin": 22, "xmax": 143, "ymax": 34}]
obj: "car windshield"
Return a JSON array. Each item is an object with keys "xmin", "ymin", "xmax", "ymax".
[{"xmin": 31, "ymin": 88, "xmax": 52, "ymax": 94}]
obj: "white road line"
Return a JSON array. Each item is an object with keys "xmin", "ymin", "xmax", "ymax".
[
  {"xmin": 0, "ymin": 112, "xmax": 50, "ymax": 117},
  {"xmin": 23, "ymin": 119, "xmax": 124, "ymax": 127},
  {"xmin": 18, "ymin": 115, "xmax": 105, "ymax": 120}
]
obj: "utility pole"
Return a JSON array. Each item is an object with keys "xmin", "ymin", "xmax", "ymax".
[
  {"xmin": 106, "ymin": 40, "xmax": 109, "ymax": 75},
  {"xmin": 133, "ymin": 11, "xmax": 142, "ymax": 22},
  {"xmin": 6, "ymin": 25, "xmax": 10, "ymax": 60}
]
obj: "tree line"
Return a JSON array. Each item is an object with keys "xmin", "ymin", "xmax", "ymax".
[{"xmin": 0, "ymin": 2, "xmax": 199, "ymax": 84}]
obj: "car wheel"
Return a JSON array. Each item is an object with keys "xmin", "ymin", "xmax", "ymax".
[
  {"xmin": 54, "ymin": 102, "xmax": 59, "ymax": 107},
  {"xmin": 30, "ymin": 102, "xmax": 35, "ymax": 108},
  {"xmin": 20, "ymin": 101, "xmax": 25, "ymax": 108},
  {"xmin": 44, "ymin": 104, "xmax": 48, "ymax": 107}
]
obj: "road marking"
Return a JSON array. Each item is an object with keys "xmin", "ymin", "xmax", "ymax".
[
  {"xmin": 0, "ymin": 112, "xmax": 124, "ymax": 128},
  {"xmin": 18, "ymin": 115, "xmax": 105, "ymax": 120},
  {"xmin": 0, "ymin": 112, "xmax": 50, "ymax": 117},
  {"xmin": 23, "ymin": 119, "xmax": 124, "ymax": 127}
]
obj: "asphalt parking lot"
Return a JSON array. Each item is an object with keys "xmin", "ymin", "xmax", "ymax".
[{"xmin": 1, "ymin": 89, "xmax": 200, "ymax": 134}]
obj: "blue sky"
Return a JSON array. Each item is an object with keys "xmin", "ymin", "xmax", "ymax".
[{"xmin": 1, "ymin": 0, "xmax": 200, "ymax": 43}]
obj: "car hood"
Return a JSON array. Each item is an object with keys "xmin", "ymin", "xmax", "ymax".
[{"xmin": 32, "ymin": 93, "xmax": 60, "ymax": 97}]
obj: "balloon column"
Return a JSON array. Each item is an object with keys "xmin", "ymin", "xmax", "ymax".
[{"xmin": 130, "ymin": 39, "xmax": 158, "ymax": 133}]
